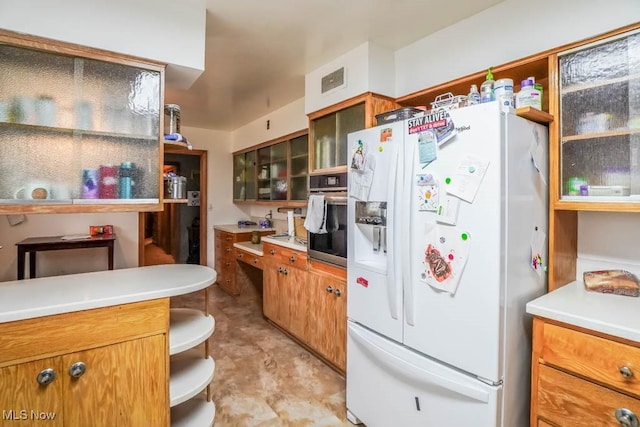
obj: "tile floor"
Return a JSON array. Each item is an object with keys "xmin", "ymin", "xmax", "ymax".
[{"xmin": 171, "ymin": 270, "xmax": 354, "ymax": 427}]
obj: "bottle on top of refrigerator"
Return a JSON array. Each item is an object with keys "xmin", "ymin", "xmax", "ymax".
[
  {"xmin": 516, "ymin": 79, "xmax": 542, "ymax": 110},
  {"xmin": 467, "ymin": 84, "xmax": 481, "ymax": 106},
  {"xmin": 480, "ymin": 68, "xmax": 495, "ymax": 103},
  {"xmin": 528, "ymin": 76, "xmax": 544, "ymax": 109},
  {"xmin": 494, "ymin": 78, "xmax": 514, "ymax": 110}
]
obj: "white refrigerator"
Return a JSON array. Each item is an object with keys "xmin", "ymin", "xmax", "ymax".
[{"xmin": 346, "ymin": 101, "xmax": 548, "ymax": 427}]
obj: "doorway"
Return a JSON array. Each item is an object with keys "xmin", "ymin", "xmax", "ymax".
[{"xmin": 138, "ymin": 147, "xmax": 208, "ymax": 266}]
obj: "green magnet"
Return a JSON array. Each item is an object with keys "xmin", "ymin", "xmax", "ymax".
[
  {"xmin": 445, "ymin": 177, "xmax": 451, "ymax": 184},
  {"xmin": 378, "ymin": 146, "xmax": 383, "ymax": 152},
  {"xmin": 460, "ymin": 233, "xmax": 468, "ymax": 240},
  {"xmin": 468, "ymin": 166, "xmax": 476, "ymax": 173}
]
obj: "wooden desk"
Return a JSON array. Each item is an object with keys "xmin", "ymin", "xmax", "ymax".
[{"xmin": 16, "ymin": 235, "xmax": 116, "ymax": 280}]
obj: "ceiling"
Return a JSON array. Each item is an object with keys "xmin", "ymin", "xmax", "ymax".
[{"xmin": 165, "ymin": 0, "xmax": 505, "ymax": 131}]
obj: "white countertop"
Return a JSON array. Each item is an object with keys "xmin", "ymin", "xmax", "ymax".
[
  {"xmin": 0, "ymin": 264, "xmax": 216, "ymax": 323},
  {"xmin": 261, "ymin": 235, "xmax": 307, "ymax": 252},
  {"xmin": 214, "ymin": 224, "xmax": 275, "ymax": 234},
  {"xmin": 233, "ymin": 241, "xmax": 264, "ymax": 256},
  {"xmin": 526, "ymin": 281, "xmax": 640, "ymax": 343}
]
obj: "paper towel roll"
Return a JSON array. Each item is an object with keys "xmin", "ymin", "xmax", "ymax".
[{"xmin": 287, "ymin": 211, "xmax": 295, "ymax": 237}]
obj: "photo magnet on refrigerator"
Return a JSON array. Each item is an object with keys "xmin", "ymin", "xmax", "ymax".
[{"xmin": 420, "ymin": 226, "xmax": 471, "ymax": 295}]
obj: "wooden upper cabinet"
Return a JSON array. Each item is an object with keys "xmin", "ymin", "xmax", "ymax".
[
  {"xmin": 308, "ymin": 92, "xmax": 400, "ymax": 175},
  {"xmin": 233, "ymin": 129, "xmax": 308, "ymax": 205},
  {"xmin": 0, "ymin": 30, "xmax": 164, "ymax": 214}
]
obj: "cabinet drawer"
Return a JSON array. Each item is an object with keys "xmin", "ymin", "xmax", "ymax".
[
  {"xmin": 0, "ymin": 299, "xmax": 168, "ymax": 366},
  {"xmin": 540, "ymin": 323, "xmax": 640, "ymax": 397},
  {"xmin": 537, "ymin": 364, "xmax": 640, "ymax": 427},
  {"xmin": 236, "ymin": 250, "xmax": 264, "ymax": 269},
  {"xmin": 264, "ymin": 243, "xmax": 307, "ymax": 270}
]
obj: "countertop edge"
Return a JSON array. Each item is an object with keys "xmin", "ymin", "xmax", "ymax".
[
  {"xmin": 233, "ymin": 241, "xmax": 264, "ymax": 256},
  {"xmin": 261, "ymin": 236, "xmax": 307, "ymax": 252},
  {"xmin": 214, "ymin": 224, "xmax": 275, "ymax": 234},
  {"xmin": 526, "ymin": 281, "xmax": 640, "ymax": 343},
  {"xmin": 0, "ymin": 265, "xmax": 217, "ymax": 324}
]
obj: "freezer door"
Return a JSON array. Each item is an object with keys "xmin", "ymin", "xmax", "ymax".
[
  {"xmin": 347, "ymin": 123, "xmax": 404, "ymax": 342},
  {"xmin": 346, "ymin": 321, "xmax": 500, "ymax": 427}
]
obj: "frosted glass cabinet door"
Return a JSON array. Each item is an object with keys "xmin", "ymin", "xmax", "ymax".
[
  {"xmin": 0, "ymin": 33, "xmax": 163, "ymax": 213},
  {"xmin": 289, "ymin": 134, "xmax": 308, "ymax": 201},
  {"xmin": 559, "ymin": 29, "xmax": 640, "ymax": 201},
  {"xmin": 312, "ymin": 103, "xmax": 365, "ymax": 172}
]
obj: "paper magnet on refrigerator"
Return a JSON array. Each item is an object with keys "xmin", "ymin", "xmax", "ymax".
[
  {"xmin": 416, "ymin": 174, "xmax": 438, "ymax": 211},
  {"xmin": 420, "ymin": 226, "xmax": 471, "ymax": 294},
  {"xmin": 351, "ymin": 139, "xmax": 366, "ymax": 170}
]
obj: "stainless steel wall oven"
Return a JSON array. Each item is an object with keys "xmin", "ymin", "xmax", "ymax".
[{"xmin": 307, "ymin": 173, "xmax": 348, "ymax": 267}]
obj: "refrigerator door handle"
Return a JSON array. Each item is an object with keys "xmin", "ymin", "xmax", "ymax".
[
  {"xmin": 349, "ymin": 323, "xmax": 491, "ymax": 403},
  {"xmin": 386, "ymin": 145, "xmax": 400, "ymax": 320},
  {"xmin": 403, "ymin": 134, "xmax": 416, "ymax": 326}
]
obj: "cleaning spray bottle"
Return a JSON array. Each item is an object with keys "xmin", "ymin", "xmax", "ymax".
[{"xmin": 480, "ymin": 67, "xmax": 495, "ymax": 103}]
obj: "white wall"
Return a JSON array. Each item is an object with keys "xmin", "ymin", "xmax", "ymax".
[
  {"xmin": 0, "ymin": 0, "xmax": 206, "ymax": 89},
  {"xmin": 0, "ymin": 213, "xmax": 138, "ymax": 282},
  {"xmin": 305, "ymin": 42, "xmax": 395, "ymax": 114},
  {"xmin": 395, "ymin": 0, "xmax": 640, "ymax": 97}
]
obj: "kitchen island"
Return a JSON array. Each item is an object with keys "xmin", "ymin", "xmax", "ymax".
[
  {"xmin": 0, "ymin": 264, "xmax": 217, "ymax": 427},
  {"xmin": 526, "ymin": 281, "xmax": 640, "ymax": 426}
]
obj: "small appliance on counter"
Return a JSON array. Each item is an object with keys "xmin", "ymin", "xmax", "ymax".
[{"xmin": 164, "ymin": 175, "xmax": 187, "ymax": 199}]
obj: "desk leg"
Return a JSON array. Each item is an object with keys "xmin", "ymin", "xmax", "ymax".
[
  {"xmin": 17, "ymin": 247, "xmax": 25, "ymax": 280},
  {"xmin": 108, "ymin": 242, "xmax": 114, "ymax": 270},
  {"xmin": 29, "ymin": 251, "xmax": 36, "ymax": 279}
]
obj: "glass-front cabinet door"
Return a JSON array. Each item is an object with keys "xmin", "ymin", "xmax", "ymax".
[
  {"xmin": 233, "ymin": 130, "xmax": 308, "ymax": 204},
  {"xmin": 0, "ymin": 31, "xmax": 163, "ymax": 213},
  {"xmin": 311, "ymin": 102, "xmax": 365, "ymax": 173},
  {"xmin": 233, "ymin": 150, "xmax": 256, "ymax": 200},
  {"xmin": 559, "ymin": 28, "xmax": 640, "ymax": 202},
  {"xmin": 289, "ymin": 133, "xmax": 308, "ymax": 201}
]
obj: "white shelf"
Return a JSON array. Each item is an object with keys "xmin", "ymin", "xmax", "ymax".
[
  {"xmin": 169, "ymin": 308, "xmax": 215, "ymax": 355},
  {"xmin": 171, "ymin": 395, "xmax": 216, "ymax": 427},
  {"xmin": 170, "ymin": 350, "xmax": 215, "ymax": 407}
]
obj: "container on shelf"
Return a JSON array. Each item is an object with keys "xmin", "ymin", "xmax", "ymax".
[
  {"xmin": 515, "ymin": 79, "xmax": 542, "ymax": 110},
  {"xmin": 375, "ymin": 107, "xmax": 424, "ymax": 125},
  {"xmin": 165, "ymin": 175, "xmax": 187, "ymax": 199},
  {"xmin": 165, "ymin": 104, "xmax": 181, "ymax": 135},
  {"xmin": 494, "ymin": 78, "xmax": 514, "ymax": 110}
]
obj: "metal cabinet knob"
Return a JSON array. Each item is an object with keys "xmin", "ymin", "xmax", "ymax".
[
  {"xmin": 238, "ymin": 253, "xmax": 243, "ymax": 258},
  {"xmin": 326, "ymin": 286, "xmax": 333, "ymax": 293},
  {"xmin": 225, "ymin": 261, "xmax": 230, "ymax": 267},
  {"xmin": 68, "ymin": 362, "xmax": 86, "ymax": 378},
  {"xmin": 282, "ymin": 268, "xmax": 288, "ymax": 275},
  {"xmin": 289, "ymin": 256, "xmax": 296, "ymax": 263},
  {"xmin": 225, "ymin": 237, "xmax": 232, "ymax": 241},
  {"xmin": 620, "ymin": 366, "xmax": 634, "ymax": 378},
  {"xmin": 334, "ymin": 289, "xmax": 342, "ymax": 297},
  {"xmin": 278, "ymin": 267, "xmax": 283, "ymax": 273},
  {"xmin": 269, "ymin": 249, "xmax": 276, "ymax": 255},
  {"xmin": 615, "ymin": 408, "xmax": 638, "ymax": 427},
  {"xmin": 225, "ymin": 247, "xmax": 231, "ymax": 253},
  {"xmin": 252, "ymin": 258, "xmax": 258, "ymax": 264},
  {"xmin": 36, "ymin": 368, "xmax": 56, "ymax": 385}
]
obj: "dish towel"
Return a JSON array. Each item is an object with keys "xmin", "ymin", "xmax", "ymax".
[{"xmin": 304, "ymin": 194, "xmax": 327, "ymax": 234}]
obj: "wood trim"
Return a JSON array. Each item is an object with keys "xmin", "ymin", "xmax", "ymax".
[
  {"xmin": 0, "ymin": 29, "xmax": 165, "ymax": 71},
  {"xmin": 232, "ymin": 128, "xmax": 308, "ymax": 155}
]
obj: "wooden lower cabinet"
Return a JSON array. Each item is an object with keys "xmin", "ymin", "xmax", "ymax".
[
  {"xmin": 262, "ymin": 242, "xmax": 347, "ymax": 372},
  {"xmin": 531, "ymin": 317, "xmax": 640, "ymax": 427},
  {"xmin": 0, "ymin": 300, "xmax": 168, "ymax": 426},
  {"xmin": 215, "ymin": 228, "xmax": 272, "ymax": 295},
  {"xmin": 308, "ymin": 263, "xmax": 347, "ymax": 372}
]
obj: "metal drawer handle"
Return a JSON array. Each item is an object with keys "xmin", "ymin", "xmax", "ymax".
[
  {"xmin": 225, "ymin": 247, "xmax": 231, "ymax": 253},
  {"xmin": 334, "ymin": 289, "xmax": 342, "ymax": 297},
  {"xmin": 238, "ymin": 253, "xmax": 243, "ymax": 258},
  {"xmin": 615, "ymin": 408, "xmax": 638, "ymax": 427},
  {"xmin": 620, "ymin": 366, "xmax": 634, "ymax": 378},
  {"xmin": 252, "ymin": 258, "xmax": 258, "ymax": 264},
  {"xmin": 69, "ymin": 362, "xmax": 86, "ymax": 378},
  {"xmin": 269, "ymin": 249, "xmax": 276, "ymax": 255},
  {"xmin": 225, "ymin": 237, "xmax": 232, "ymax": 241},
  {"xmin": 36, "ymin": 368, "xmax": 56, "ymax": 385},
  {"xmin": 326, "ymin": 286, "xmax": 333, "ymax": 293},
  {"xmin": 289, "ymin": 256, "xmax": 296, "ymax": 263}
]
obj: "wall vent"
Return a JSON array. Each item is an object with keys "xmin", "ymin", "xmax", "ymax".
[{"xmin": 321, "ymin": 67, "xmax": 345, "ymax": 94}]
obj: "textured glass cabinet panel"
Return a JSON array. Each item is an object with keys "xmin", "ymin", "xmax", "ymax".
[
  {"xmin": 290, "ymin": 134, "xmax": 308, "ymax": 201},
  {"xmin": 559, "ymin": 30, "xmax": 640, "ymax": 200},
  {"xmin": 0, "ymin": 42, "xmax": 160, "ymax": 204},
  {"xmin": 312, "ymin": 102, "xmax": 365, "ymax": 171}
]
